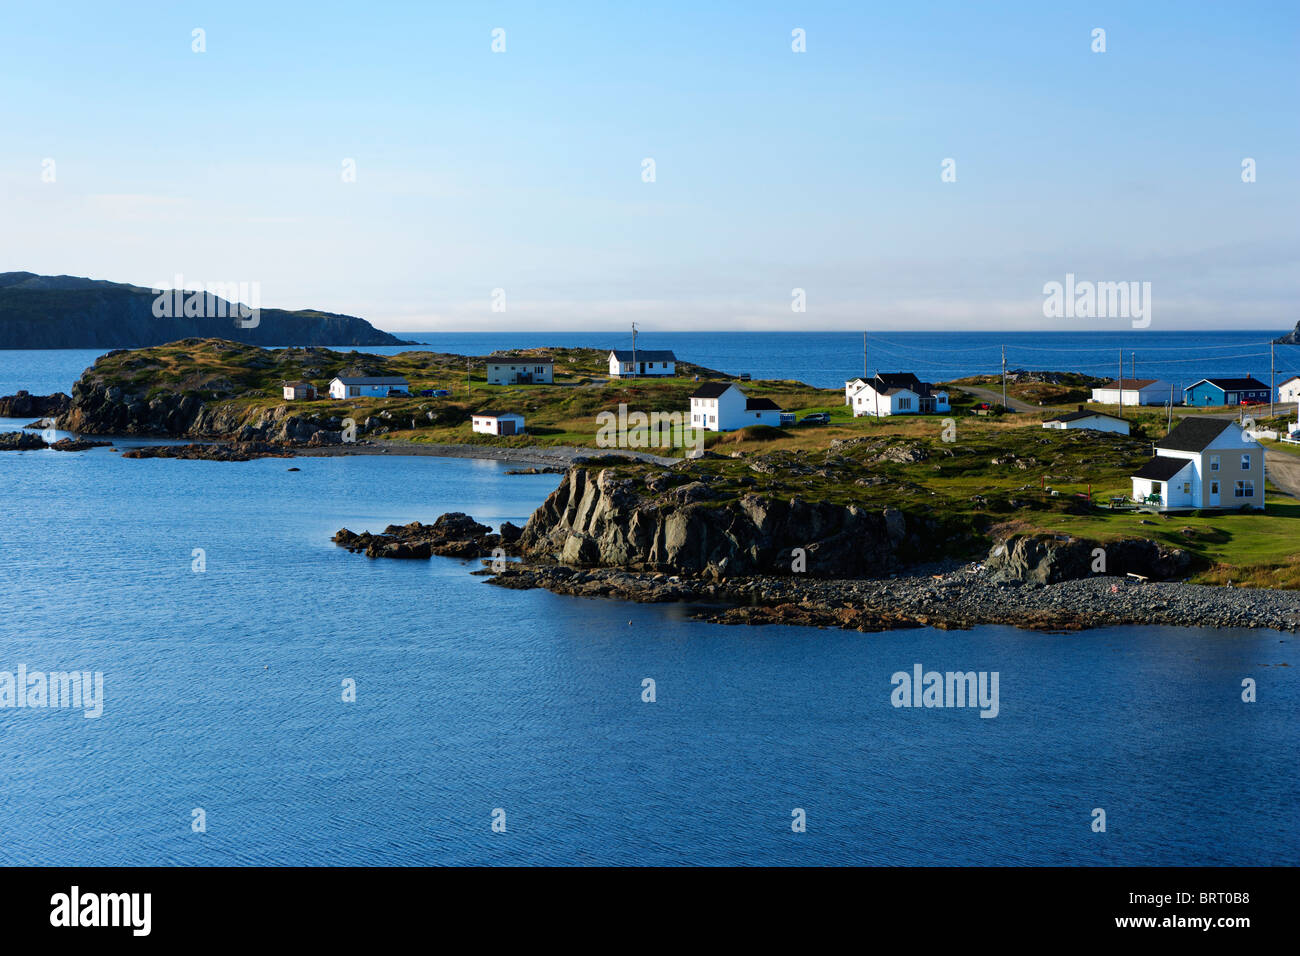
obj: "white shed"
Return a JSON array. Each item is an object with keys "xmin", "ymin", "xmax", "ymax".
[
  {"xmin": 1042, "ymin": 407, "xmax": 1130, "ymax": 435},
  {"xmin": 471, "ymin": 411, "xmax": 524, "ymax": 436},
  {"xmin": 1089, "ymin": 378, "xmax": 1171, "ymax": 406}
]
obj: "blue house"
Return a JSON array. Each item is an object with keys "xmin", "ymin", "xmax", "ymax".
[{"xmin": 1183, "ymin": 377, "xmax": 1270, "ymax": 407}]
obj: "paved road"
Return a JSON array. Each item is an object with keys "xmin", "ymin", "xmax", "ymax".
[
  {"xmin": 1266, "ymin": 448, "xmax": 1300, "ymax": 499},
  {"xmin": 951, "ymin": 385, "xmax": 1039, "ymax": 414}
]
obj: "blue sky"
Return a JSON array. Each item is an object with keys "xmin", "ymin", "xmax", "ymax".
[{"xmin": 1, "ymin": 1, "xmax": 1296, "ymax": 332}]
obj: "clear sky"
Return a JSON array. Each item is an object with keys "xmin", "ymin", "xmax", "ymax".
[{"xmin": 1, "ymin": 1, "xmax": 1296, "ymax": 332}]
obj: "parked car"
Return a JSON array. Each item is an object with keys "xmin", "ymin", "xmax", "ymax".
[
  {"xmin": 974, "ymin": 402, "xmax": 992, "ymax": 410},
  {"xmin": 800, "ymin": 412, "xmax": 830, "ymax": 425},
  {"xmin": 387, "ymin": 389, "xmax": 408, "ymax": 398},
  {"xmin": 417, "ymin": 388, "xmax": 436, "ymax": 397},
  {"xmin": 779, "ymin": 412, "xmax": 796, "ymax": 426},
  {"xmin": 432, "ymin": 389, "xmax": 450, "ymax": 397},
  {"xmin": 738, "ymin": 373, "xmax": 751, "ymax": 381},
  {"xmin": 1240, "ymin": 398, "xmax": 1265, "ymax": 406}
]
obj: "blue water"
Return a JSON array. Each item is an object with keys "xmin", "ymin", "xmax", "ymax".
[
  {"xmin": 0, "ymin": 343, "xmax": 1296, "ymax": 865},
  {"xmin": 4, "ymin": 331, "xmax": 1296, "ymax": 397}
]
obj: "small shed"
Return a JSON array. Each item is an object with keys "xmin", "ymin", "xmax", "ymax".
[
  {"xmin": 471, "ymin": 411, "xmax": 524, "ymax": 436},
  {"xmin": 282, "ymin": 381, "xmax": 317, "ymax": 400}
]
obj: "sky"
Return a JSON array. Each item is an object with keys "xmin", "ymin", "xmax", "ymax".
[{"xmin": 1, "ymin": 1, "xmax": 1296, "ymax": 333}]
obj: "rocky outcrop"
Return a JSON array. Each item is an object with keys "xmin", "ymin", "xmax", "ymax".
[
  {"xmin": 0, "ymin": 390, "xmax": 70, "ymax": 419},
  {"xmin": 0, "ymin": 431, "xmax": 48, "ymax": 450},
  {"xmin": 63, "ymin": 378, "xmax": 349, "ymax": 444},
  {"xmin": 516, "ymin": 467, "xmax": 965, "ymax": 577},
  {"xmin": 333, "ymin": 514, "xmax": 509, "ymax": 559},
  {"xmin": 1274, "ymin": 322, "xmax": 1300, "ymax": 345},
  {"xmin": 983, "ymin": 533, "xmax": 1196, "ymax": 585},
  {"xmin": 120, "ymin": 441, "xmax": 295, "ymax": 461}
]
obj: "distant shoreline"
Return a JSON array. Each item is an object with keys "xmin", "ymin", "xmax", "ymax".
[{"xmin": 293, "ymin": 441, "xmax": 678, "ymax": 467}]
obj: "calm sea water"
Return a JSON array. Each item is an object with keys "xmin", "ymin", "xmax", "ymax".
[
  {"xmin": 0, "ymin": 344, "xmax": 1296, "ymax": 865},
  {"xmin": 2, "ymin": 331, "xmax": 1297, "ymax": 396}
]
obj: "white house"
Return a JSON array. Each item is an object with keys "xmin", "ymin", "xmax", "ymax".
[
  {"xmin": 329, "ymin": 376, "xmax": 409, "ymax": 399},
  {"xmin": 608, "ymin": 349, "xmax": 676, "ymax": 378},
  {"xmin": 1278, "ymin": 375, "xmax": 1300, "ymax": 405},
  {"xmin": 1131, "ymin": 418, "xmax": 1264, "ymax": 511},
  {"xmin": 1042, "ymin": 406, "xmax": 1130, "ymax": 435},
  {"xmin": 282, "ymin": 381, "xmax": 317, "ymax": 400},
  {"xmin": 487, "ymin": 361, "xmax": 553, "ymax": 385},
  {"xmin": 470, "ymin": 411, "xmax": 524, "ymax": 436},
  {"xmin": 845, "ymin": 373, "xmax": 949, "ymax": 417},
  {"xmin": 690, "ymin": 382, "xmax": 783, "ymax": 431},
  {"xmin": 1090, "ymin": 378, "xmax": 1172, "ymax": 406}
]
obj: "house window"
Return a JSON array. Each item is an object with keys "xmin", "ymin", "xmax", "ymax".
[
  {"xmin": 1235, "ymin": 480, "xmax": 1254, "ymax": 498},
  {"xmin": 535, "ymin": 366, "xmax": 544, "ymax": 374},
  {"xmin": 1241, "ymin": 454, "xmax": 1251, "ymax": 470},
  {"xmin": 1209, "ymin": 455, "xmax": 1219, "ymax": 471},
  {"xmin": 1183, "ymin": 482, "xmax": 1191, "ymax": 495},
  {"xmin": 709, "ymin": 415, "xmax": 716, "ymax": 424},
  {"xmin": 1210, "ymin": 481, "xmax": 1219, "ymax": 495},
  {"xmin": 898, "ymin": 398, "xmax": 912, "ymax": 410}
]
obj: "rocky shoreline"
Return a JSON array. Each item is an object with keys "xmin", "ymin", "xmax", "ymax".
[{"xmin": 483, "ymin": 562, "xmax": 1300, "ymax": 632}]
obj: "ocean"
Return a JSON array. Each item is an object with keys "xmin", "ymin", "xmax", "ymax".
[
  {"xmin": 3, "ymin": 330, "xmax": 1297, "ymax": 398},
  {"xmin": 0, "ymin": 338, "xmax": 1296, "ymax": 865}
]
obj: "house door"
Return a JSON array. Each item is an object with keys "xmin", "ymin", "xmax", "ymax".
[{"xmin": 1209, "ymin": 479, "xmax": 1220, "ymax": 507}]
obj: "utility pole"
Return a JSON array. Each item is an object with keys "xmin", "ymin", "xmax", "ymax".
[
  {"xmin": 1118, "ymin": 348, "xmax": 1124, "ymax": 418},
  {"xmin": 631, "ymin": 322, "xmax": 637, "ymax": 378},
  {"xmin": 1167, "ymin": 384, "xmax": 1174, "ymax": 435},
  {"xmin": 1131, "ymin": 352, "xmax": 1135, "ymax": 388},
  {"xmin": 1270, "ymin": 342, "xmax": 1275, "ymax": 418},
  {"xmin": 1001, "ymin": 345, "xmax": 1007, "ymax": 411},
  {"xmin": 863, "ymin": 331, "xmax": 867, "ymax": 380},
  {"xmin": 467, "ymin": 359, "xmax": 471, "ymax": 395}
]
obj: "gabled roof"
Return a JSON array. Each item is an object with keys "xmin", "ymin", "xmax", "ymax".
[
  {"xmin": 1156, "ymin": 417, "xmax": 1236, "ymax": 452},
  {"xmin": 1046, "ymin": 409, "xmax": 1126, "ymax": 424},
  {"xmin": 487, "ymin": 359, "xmax": 552, "ymax": 365},
  {"xmin": 332, "ymin": 376, "xmax": 408, "ymax": 385},
  {"xmin": 1099, "ymin": 378, "xmax": 1160, "ymax": 389},
  {"xmin": 1186, "ymin": 377, "xmax": 1269, "ymax": 391},
  {"xmin": 691, "ymin": 382, "xmax": 736, "ymax": 399},
  {"xmin": 745, "ymin": 397, "xmax": 781, "ymax": 411},
  {"xmin": 283, "ymin": 380, "xmax": 314, "ymax": 388},
  {"xmin": 472, "ymin": 410, "xmax": 523, "ymax": 419},
  {"xmin": 1280, "ymin": 374, "xmax": 1300, "ymax": 386},
  {"xmin": 874, "ymin": 372, "xmax": 924, "ymax": 391},
  {"xmin": 1133, "ymin": 457, "xmax": 1193, "ymax": 482},
  {"xmin": 609, "ymin": 349, "xmax": 676, "ymax": 362}
]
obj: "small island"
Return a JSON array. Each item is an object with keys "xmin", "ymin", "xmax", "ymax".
[{"xmin": 22, "ymin": 336, "xmax": 1300, "ymax": 632}]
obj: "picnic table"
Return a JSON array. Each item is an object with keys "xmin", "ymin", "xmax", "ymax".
[{"xmin": 1108, "ymin": 496, "xmax": 1127, "ymax": 509}]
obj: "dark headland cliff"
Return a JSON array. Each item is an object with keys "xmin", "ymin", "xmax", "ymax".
[{"xmin": 0, "ymin": 273, "xmax": 413, "ymax": 348}]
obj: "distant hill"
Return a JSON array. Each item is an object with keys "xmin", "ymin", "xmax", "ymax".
[{"xmin": 0, "ymin": 272, "xmax": 415, "ymax": 348}]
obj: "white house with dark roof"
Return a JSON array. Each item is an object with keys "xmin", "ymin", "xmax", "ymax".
[
  {"xmin": 608, "ymin": 349, "xmax": 676, "ymax": 377},
  {"xmin": 1042, "ymin": 406, "xmax": 1130, "ymax": 435},
  {"xmin": 1131, "ymin": 417, "xmax": 1264, "ymax": 511},
  {"xmin": 470, "ymin": 411, "xmax": 524, "ymax": 436},
  {"xmin": 845, "ymin": 373, "xmax": 949, "ymax": 417},
  {"xmin": 1090, "ymin": 378, "xmax": 1171, "ymax": 406},
  {"xmin": 689, "ymin": 382, "xmax": 783, "ymax": 431},
  {"xmin": 1277, "ymin": 375, "xmax": 1300, "ymax": 405},
  {"xmin": 487, "ymin": 360, "xmax": 553, "ymax": 385},
  {"xmin": 328, "ymin": 376, "xmax": 409, "ymax": 399}
]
